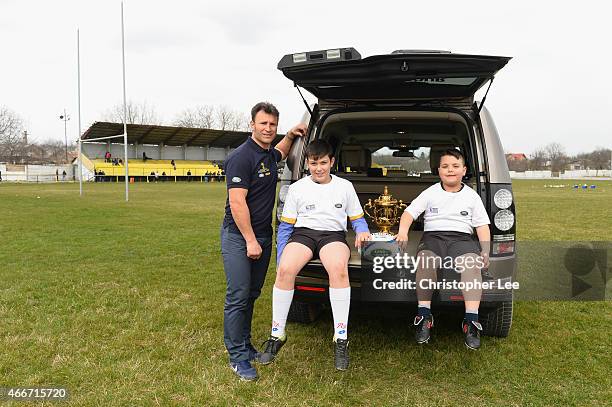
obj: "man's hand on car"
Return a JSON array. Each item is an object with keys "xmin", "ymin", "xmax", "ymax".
[{"xmin": 287, "ymin": 123, "xmax": 307, "ymax": 140}]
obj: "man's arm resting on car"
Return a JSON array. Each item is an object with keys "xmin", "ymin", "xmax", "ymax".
[
  {"xmin": 274, "ymin": 123, "xmax": 307, "ymax": 160},
  {"xmin": 228, "ymin": 188, "xmax": 261, "ymax": 259}
]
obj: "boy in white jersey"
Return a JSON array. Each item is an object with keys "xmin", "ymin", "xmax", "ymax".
[
  {"xmin": 259, "ymin": 139, "xmax": 371, "ymax": 370},
  {"xmin": 396, "ymin": 149, "xmax": 491, "ymax": 350}
]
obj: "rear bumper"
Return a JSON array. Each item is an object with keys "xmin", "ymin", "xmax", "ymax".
[{"xmin": 294, "ymin": 254, "xmax": 517, "ymax": 307}]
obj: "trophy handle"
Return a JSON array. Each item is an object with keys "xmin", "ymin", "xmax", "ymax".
[{"xmin": 364, "ymin": 199, "xmax": 374, "ymax": 219}]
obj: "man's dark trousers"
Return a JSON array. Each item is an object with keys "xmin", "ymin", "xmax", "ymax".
[{"xmin": 221, "ymin": 226, "xmax": 272, "ymax": 362}]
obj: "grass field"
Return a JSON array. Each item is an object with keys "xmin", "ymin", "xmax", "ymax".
[{"xmin": 0, "ymin": 180, "xmax": 610, "ymax": 406}]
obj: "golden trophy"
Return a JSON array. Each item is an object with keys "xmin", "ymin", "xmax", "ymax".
[{"xmin": 364, "ymin": 186, "xmax": 407, "ymax": 242}]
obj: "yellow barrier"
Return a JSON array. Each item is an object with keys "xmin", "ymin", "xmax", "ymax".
[{"xmin": 92, "ymin": 159, "xmax": 222, "ymax": 177}]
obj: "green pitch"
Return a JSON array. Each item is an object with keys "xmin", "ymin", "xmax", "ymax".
[{"xmin": 0, "ymin": 180, "xmax": 610, "ymax": 406}]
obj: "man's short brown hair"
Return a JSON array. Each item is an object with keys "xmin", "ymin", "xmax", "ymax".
[
  {"xmin": 251, "ymin": 102, "xmax": 279, "ymax": 121},
  {"xmin": 305, "ymin": 139, "xmax": 334, "ymax": 161}
]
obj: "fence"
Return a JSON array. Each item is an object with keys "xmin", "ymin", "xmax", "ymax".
[
  {"xmin": 509, "ymin": 169, "xmax": 611, "ymax": 179},
  {"xmin": 0, "ymin": 164, "xmax": 75, "ymax": 183}
]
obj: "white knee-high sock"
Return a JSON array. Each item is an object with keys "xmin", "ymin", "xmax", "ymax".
[
  {"xmin": 271, "ymin": 286, "xmax": 294, "ymax": 338},
  {"xmin": 329, "ymin": 287, "xmax": 351, "ymax": 340}
]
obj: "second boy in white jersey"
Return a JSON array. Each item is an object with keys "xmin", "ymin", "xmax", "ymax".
[
  {"xmin": 396, "ymin": 149, "xmax": 491, "ymax": 350},
  {"xmin": 259, "ymin": 139, "xmax": 371, "ymax": 370}
]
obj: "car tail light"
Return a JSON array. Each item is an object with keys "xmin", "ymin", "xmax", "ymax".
[
  {"xmin": 490, "ymin": 184, "xmax": 516, "ymax": 256},
  {"xmin": 494, "ymin": 209, "xmax": 514, "ymax": 231},
  {"xmin": 493, "ymin": 241, "xmax": 515, "ymax": 255},
  {"xmin": 296, "ymin": 285, "xmax": 326, "ymax": 292}
]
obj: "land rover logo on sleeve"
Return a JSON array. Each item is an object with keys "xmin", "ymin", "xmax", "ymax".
[
  {"xmin": 335, "ymin": 203, "xmax": 343, "ymax": 208},
  {"xmin": 460, "ymin": 210, "xmax": 469, "ymax": 216},
  {"xmin": 232, "ymin": 177, "xmax": 241, "ymax": 183}
]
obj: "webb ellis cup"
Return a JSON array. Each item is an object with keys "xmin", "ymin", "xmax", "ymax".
[{"xmin": 363, "ymin": 185, "xmax": 407, "ymax": 242}]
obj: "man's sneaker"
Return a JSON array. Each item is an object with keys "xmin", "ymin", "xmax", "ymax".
[
  {"xmin": 229, "ymin": 360, "xmax": 258, "ymax": 381},
  {"xmin": 246, "ymin": 344, "xmax": 261, "ymax": 363},
  {"xmin": 462, "ymin": 320, "xmax": 483, "ymax": 350},
  {"xmin": 414, "ymin": 314, "xmax": 434, "ymax": 344},
  {"xmin": 334, "ymin": 338, "xmax": 350, "ymax": 371},
  {"xmin": 259, "ymin": 335, "xmax": 286, "ymax": 365}
]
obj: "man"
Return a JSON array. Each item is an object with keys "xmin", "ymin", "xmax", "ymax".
[
  {"xmin": 396, "ymin": 149, "xmax": 491, "ymax": 350},
  {"xmin": 221, "ymin": 102, "xmax": 306, "ymax": 381},
  {"xmin": 259, "ymin": 140, "xmax": 371, "ymax": 370}
]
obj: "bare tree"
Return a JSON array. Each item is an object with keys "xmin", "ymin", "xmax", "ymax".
[
  {"xmin": 103, "ymin": 101, "xmax": 162, "ymax": 125},
  {"xmin": 216, "ymin": 106, "xmax": 250, "ymax": 131},
  {"xmin": 588, "ymin": 147, "xmax": 612, "ymax": 174},
  {"xmin": 173, "ymin": 105, "xmax": 216, "ymax": 128},
  {"xmin": 544, "ymin": 142, "xmax": 567, "ymax": 173},
  {"xmin": 173, "ymin": 105, "xmax": 249, "ymax": 131},
  {"xmin": 37, "ymin": 139, "xmax": 70, "ymax": 164},
  {"xmin": 0, "ymin": 106, "xmax": 23, "ymax": 137},
  {"xmin": 528, "ymin": 147, "xmax": 547, "ymax": 170},
  {"xmin": 216, "ymin": 106, "xmax": 236, "ymax": 131},
  {"xmin": 0, "ymin": 106, "xmax": 27, "ymax": 163},
  {"xmin": 233, "ymin": 112, "xmax": 251, "ymax": 132}
]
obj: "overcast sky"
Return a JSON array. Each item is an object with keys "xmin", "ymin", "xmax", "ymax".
[{"xmin": 1, "ymin": 0, "xmax": 610, "ymax": 155}]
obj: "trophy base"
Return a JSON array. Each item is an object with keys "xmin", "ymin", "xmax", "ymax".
[{"xmin": 361, "ymin": 232, "xmax": 400, "ymax": 257}]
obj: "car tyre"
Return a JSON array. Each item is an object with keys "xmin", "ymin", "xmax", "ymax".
[
  {"xmin": 287, "ymin": 300, "xmax": 322, "ymax": 323},
  {"xmin": 480, "ymin": 299, "xmax": 513, "ymax": 337}
]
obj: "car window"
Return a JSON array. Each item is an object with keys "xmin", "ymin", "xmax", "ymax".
[{"xmin": 371, "ymin": 147, "xmax": 431, "ymax": 177}]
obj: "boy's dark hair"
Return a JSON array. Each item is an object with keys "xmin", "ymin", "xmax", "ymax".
[
  {"xmin": 251, "ymin": 102, "xmax": 279, "ymax": 121},
  {"xmin": 305, "ymin": 139, "xmax": 334, "ymax": 160},
  {"xmin": 439, "ymin": 148, "xmax": 465, "ymax": 166}
]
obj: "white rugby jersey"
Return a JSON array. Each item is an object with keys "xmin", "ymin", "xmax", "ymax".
[
  {"xmin": 280, "ymin": 175, "xmax": 364, "ymax": 231},
  {"xmin": 405, "ymin": 182, "xmax": 490, "ymax": 234}
]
